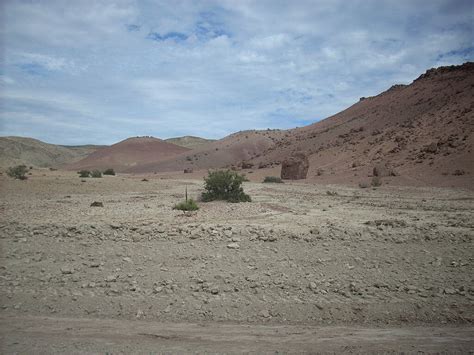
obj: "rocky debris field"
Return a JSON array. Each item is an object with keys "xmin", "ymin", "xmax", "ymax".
[{"xmin": 0, "ymin": 170, "xmax": 473, "ymax": 351}]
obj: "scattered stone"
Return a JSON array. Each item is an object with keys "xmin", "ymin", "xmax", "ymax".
[
  {"xmin": 365, "ymin": 219, "xmax": 407, "ymax": 228},
  {"xmin": 60, "ymin": 267, "xmax": 74, "ymax": 275},
  {"xmin": 444, "ymin": 288, "xmax": 457, "ymax": 295},
  {"xmin": 424, "ymin": 142, "xmax": 438, "ymax": 153},
  {"xmin": 227, "ymin": 243, "xmax": 240, "ymax": 249},
  {"xmin": 106, "ymin": 275, "xmax": 118, "ymax": 282}
]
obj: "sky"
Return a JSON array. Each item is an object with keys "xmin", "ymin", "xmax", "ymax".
[{"xmin": 0, "ymin": 0, "xmax": 473, "ymax": 145}]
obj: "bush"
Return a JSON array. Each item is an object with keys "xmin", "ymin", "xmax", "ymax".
[
  {"xmin": 7, "ymin": 165, "xmax": 28, "ymax": 180},
  {"xmin": 91, "ymin": 170, "xmax": 102, "ymax": 178},
  {"xmin": 201, "ymin": 170, "xmax": 251, "ymax": 203},
  {"xmin": 371, "ymin": 176, "xmax": 382, "ymax": 187},
  {"xmin": 453, "ymin": 169, "xmax": 465, "ymax": 176},
  {"xmin": 103, "ymin": 168, "xmax": 115, "ymax": 176},
  {"xmin": 78, "ymin": 170, "xmax": 90, "ymax": 178},
  {"xmin": 263, "ymin": 176, "xmax": 283, "ymax": 183},
  {"xmin": 173, "ymin": 199, "xmax": 199, "ymax": 212}
]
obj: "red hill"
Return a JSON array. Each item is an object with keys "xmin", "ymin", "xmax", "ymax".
[{"xmin": 67, "ymin": 136, "xmax": 190, "ymax": 172}]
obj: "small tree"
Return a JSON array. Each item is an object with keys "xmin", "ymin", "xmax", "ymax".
[
  {"xmin": 78, "ymin": 170, "xmax": 90, "ymax": 178},
  {"xmin": 91, "ymin": 170, "xmax": 102, "ymax": 178},
  {"xmin": 201, "ymin": 170, "xmax": 251, "ymax": 203},
  {"xmin": 103, "ymin": 168, "xmax": 115, "ymax": 176},
  {"xmin": 7, "ymin": 165, "xmax": 28, "ymax": 180}
]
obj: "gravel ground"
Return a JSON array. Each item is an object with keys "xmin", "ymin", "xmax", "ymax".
[{"xmin": 1, "ymin": 169, "xmax": 473, "ymax": 352}]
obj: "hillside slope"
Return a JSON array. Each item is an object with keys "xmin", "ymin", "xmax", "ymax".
[
  {"xmin": 0, "ymin": 136, "xmax": 102, "ymax": 168},
  {"xmin": 67, "ymin": 136, "xmax": 190, "ymax": 172}
]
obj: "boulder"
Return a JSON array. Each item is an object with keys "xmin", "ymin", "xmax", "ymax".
[
  {"xmin": 281, "ymin": 152, "xmax": 309, "ymax": 180},
  {"xmin": 424, "ymin": 142, "xmax": 438, "ymax": 154}
]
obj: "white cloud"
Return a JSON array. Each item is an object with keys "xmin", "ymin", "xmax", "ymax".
[{"xmin": 0, "ymin": 0, "xmax": 472, "ymax": 144}]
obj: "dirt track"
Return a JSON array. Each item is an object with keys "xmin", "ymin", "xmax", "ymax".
[
  {"xmin": 0, "ymin": 169, "xmax": 473, "ymax": 352},
  {"xmin": 1, "ymin": 315, "xmax": 473, "ymax": 353}
]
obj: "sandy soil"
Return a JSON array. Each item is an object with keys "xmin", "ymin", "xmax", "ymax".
[{"xmin": 1, "ymin": 169, "xmax": 473, "ymax": 352}]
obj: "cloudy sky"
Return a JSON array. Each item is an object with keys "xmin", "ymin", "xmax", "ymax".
[{"xmin": 0, "ymin": 0, "xmax": 473, "ymax": 145}]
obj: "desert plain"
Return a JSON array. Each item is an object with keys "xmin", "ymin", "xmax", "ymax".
[{"xmin": 0, "ymin": 168, "xmax": 473, "ymax": 353}]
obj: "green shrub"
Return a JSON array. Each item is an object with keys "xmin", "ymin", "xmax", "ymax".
[
  {"xmin": 201, "ymin": 170, "xmax": 251, "ymax": 203},
  {"xmin": 371, "ymin": 176, "xmax": 382, "ymax": 187},
  {"xmin": 78, "ymin": 170, "xmax": 90, "ymax": 178},
  {"xmin": 103, "ymin": 168, "xmax": 115, "ymax": 176},
  {"xmin": 173, "ymin": 199, "xmax": 199, "ymax": 212},
  {"xmin": 263, "ymin": 176, "xmax": 283, "ymax": 183},
  {"xmin": 91, "ymin": 170, "xmax": 102, "ymax": 178},
  {"xmin": 7, "ymin": 165, "xmax": 28, "ymax": 180}
]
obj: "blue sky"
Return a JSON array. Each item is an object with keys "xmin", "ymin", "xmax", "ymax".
[{"xmin": 0, "ymin": 0, "xmax": 473, "ymax": 145}]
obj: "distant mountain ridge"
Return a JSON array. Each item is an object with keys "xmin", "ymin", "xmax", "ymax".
[
  {"xmin": 0, "ymin": 136, "xmax": 103, "ymax": 168},
  {"xmin": 165, "ymin": 136, "xmax": 215, "ymax": 149}
]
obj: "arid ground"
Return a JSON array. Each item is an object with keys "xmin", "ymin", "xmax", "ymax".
[{"xmin": 1, "ymin": 169, "xmax": 473, "ymax": 352}]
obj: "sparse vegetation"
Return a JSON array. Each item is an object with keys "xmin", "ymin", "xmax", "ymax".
[
  {"xmin": 78, "ymin": 170, "xmax": 90, "ymax": 178},
  {"xmin": 202, "ymin": 170, "xmax": 251, "ymax": 203},
  {"xmin": 371, "ymin": 176, "xmax": 382, "ymax": 187},
  {"xmin": 263, "ymin": 176, "xmax": 283, "ymax": 183},
  {"xmin": 173, "ymin": 199, "xmax": 199, "ymax": 212},
  {"xmin": 7, "ymin": 165, "xmax": 28, "ymax": 180},
  {"xmin": 103, "ymin": 168, "xmax": 115, "ymax": 175},
  {"xmin": 91, "ymin": 170, "xmax": 102, "ymax": 178}
]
